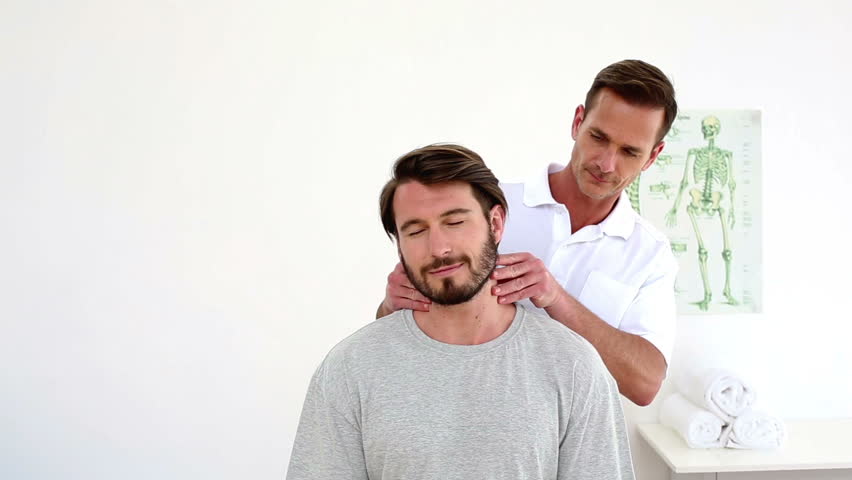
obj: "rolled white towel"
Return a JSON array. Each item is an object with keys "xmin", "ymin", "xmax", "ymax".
[
  {"xmin": 676, "ymin": 368, "xmax": 756, "ymax": 422},
  {"xmin": 726, "ymin": 410, "xmax": 787, "ymax": 449},
  {"xmin": 659, "ymin": 393, "xmax": 731, "ymax": 448}
]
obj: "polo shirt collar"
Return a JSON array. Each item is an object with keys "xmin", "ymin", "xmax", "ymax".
[
  {"xmin": 598, "ymin": 192, "xmax": 636, "ymax": 240},
  {"xmin": 522, "ymin": 163, "xmax": 636, "ymax": 240},
  {"xmin": 522, "ymin": 163, "xmax": 565, "ymax": 207}
]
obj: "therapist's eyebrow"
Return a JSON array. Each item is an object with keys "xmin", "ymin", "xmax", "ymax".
[
  {"xmin": 590, "ymin": 127, "xmax": 610, "ymax": 140},
  {"xmin": 398, "ymin": 208, "xmax": 473, "ymax": 232},
  {"xmin": 591, "ymin": 127, "xmax": 645, "ymax": 155}
]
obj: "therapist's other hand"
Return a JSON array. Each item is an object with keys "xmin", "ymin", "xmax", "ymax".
[
  {"xmin": 491, "ymin": 253, "xmax": 565, "ymax": 309},
  {"xmin": 381, "ymin": 262, "xmax": 431, "ymax": 315}
]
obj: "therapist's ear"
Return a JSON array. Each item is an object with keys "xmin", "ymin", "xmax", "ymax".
[
  {"xmin": 489, "ymin": 205, "xmax": 506, "ymax": 243},
  {"xmin": 643, "ymin": 141, "xmax": 666, "ymax": 171}
]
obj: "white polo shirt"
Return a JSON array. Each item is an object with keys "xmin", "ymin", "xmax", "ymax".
[{"xmin": 499, "ymin": 163, "xmax": 677, "ymax": 364}]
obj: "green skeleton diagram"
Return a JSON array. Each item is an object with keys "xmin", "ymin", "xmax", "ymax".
[
  {"xmin": 626, "ymin": 176, "xmax": 642, "ymax": 214},
  {"xmin": 665, "ymin": 116, "xmax": 738, "ymax": 311},
  {"xmin": 626, "ymin": 150, "xmax": 674, "ymax": 216},
  {"xmin": 649, "ymin": 181, "xmax": 674, "ymax": 199}
]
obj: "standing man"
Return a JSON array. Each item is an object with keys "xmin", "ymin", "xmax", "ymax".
[
  {"xmin": 378, "ymin": 60, "xmax": 678, "ymax": 406},
  {"xmin": 288, "ymin": 145, "xmax": 634, "ymax": 479}
]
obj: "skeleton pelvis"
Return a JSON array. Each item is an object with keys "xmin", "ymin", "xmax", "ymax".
[{"xmin": 689, "ymin": 188, "xmax": 721, "ymax": 214}]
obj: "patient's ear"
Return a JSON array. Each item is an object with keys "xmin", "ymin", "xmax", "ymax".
[{"xmin": 489, "ymin": 205, "xmax": 506, "ymax": 243}]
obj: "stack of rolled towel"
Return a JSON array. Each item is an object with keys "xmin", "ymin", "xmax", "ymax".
[{"xmin": 659, "ymin": 368, "xmax": 787, "ymax": 449}]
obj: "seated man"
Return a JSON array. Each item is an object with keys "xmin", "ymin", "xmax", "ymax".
[{"xmin": 286, "ymin": 144, "xmax": 634, "ymax": 480}]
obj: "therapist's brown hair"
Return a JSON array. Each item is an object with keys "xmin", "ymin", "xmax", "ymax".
[
  {"xmin": 584, "ymin": 59, "xmax": 678, "ymax": 143},
  {"xmin": 379, "ymin": 144, "xmax": 507, "ymax": 240}
]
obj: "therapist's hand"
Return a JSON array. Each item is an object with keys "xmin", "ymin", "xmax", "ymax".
[
  {"xmin": 491, "ymin": 253, "xmax": 565, "ymax": 309},
  {"xmin": 379, "ymin": 262, "xmax": 431, "ymax": 316}
]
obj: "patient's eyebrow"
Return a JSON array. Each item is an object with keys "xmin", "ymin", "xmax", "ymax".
[
  {"xmin": 399, "ymin": 218, "xmax": 425, "ymax": 233},
  {"xmin": 440, "ymin": 208, "xmax": 472, "ymax": 218},
  {"xmin": 398, "ymin": 208, "xmax": 473, "ymax": 232}
]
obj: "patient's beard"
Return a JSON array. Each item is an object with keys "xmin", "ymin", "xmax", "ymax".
[{"xmin": 401, "ymin": 230, "xmax": 497, "ymax": 306}]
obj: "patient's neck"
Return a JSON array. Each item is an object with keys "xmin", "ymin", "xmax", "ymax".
[{"xmin": 413, "ymin": 279, "xmax": 516, "ymax": 345}]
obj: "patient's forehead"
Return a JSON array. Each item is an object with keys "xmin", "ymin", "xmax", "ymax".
[{"xmin": 393, "ymin": 181, "xmax": 479, "ymax": 222}]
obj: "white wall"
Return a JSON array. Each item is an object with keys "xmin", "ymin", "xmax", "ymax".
[{"xmin": 2, "ymin": 1, "xmax": 851, "ymax": 479}]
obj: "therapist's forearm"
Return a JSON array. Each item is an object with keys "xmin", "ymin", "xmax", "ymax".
[{"xmin": 545, "ymin": 292, "xmax": 667, "ymax": 406}]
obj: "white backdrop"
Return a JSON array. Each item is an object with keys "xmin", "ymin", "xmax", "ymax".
[{"xmin": 2, "ymin": 1, "xmax": 851, "ymax": 479}]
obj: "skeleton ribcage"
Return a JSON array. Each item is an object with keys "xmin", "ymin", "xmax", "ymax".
[{"xmin": 694, "ymin": 152, "xmax": 728, "ymax": 189}]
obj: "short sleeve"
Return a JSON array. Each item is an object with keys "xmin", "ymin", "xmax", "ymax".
[
  {"xmin": 286, "ymin": 359, "xmax": 367, "ymax": 480},
  {"xmin": 557, "ymin": 361, "xmax": 635, "ymax": 480},
  {"xmin": 618, "ymin": 247, "xmax": 678, "ymax": 366}
]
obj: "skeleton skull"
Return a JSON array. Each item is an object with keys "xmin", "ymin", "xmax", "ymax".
[{"xmin": 701, "ymin": 116, "xmax": 721, "ymax": 140}]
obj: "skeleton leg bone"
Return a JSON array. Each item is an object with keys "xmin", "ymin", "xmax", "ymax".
[
  {"xmin": 718, "ymin": 206, "xmax": 739, "ymax": 306},
  {"xmin": 687, "ymin": 192, "xmax": 712, "ymax": 312}
]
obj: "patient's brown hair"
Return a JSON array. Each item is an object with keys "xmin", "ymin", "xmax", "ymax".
[{"xmin": 379, "ymin": 144, "xmax": 506, "ymax": 240}]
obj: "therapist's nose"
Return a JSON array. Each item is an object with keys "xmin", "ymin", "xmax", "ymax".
[{"xmin": 597, "ymin": 146, "xmax": 618, "ymax": 174}]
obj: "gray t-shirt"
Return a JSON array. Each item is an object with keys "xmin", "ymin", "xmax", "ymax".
[{"xmin": 286, "ymin": 305, "xmax": 634, "ymax": 480}]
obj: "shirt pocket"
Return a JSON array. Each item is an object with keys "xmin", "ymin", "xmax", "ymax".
[{"xmin": 577, "ymin": 270, "xmax": 639, "ymax": 329}]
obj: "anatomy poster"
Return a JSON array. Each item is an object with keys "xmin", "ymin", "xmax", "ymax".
[{"xmin": 628, "ymin": 110, "xmax": 762, "ymax": 314}]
